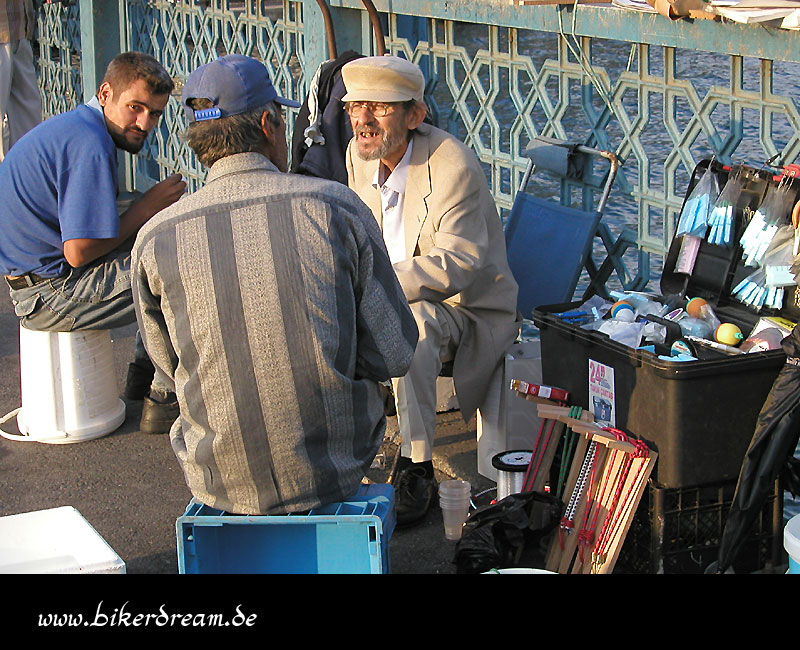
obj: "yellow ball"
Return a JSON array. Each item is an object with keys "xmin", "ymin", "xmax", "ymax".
[{"xmin": 715, "ymin": 322, "xmax": 743, "ymax": 346}]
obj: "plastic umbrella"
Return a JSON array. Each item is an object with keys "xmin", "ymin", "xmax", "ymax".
[{"xmin": 715, "ymin": 324, "xmax": 800, "ymax": 573}]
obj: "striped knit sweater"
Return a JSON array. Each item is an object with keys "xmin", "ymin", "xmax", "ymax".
[{"xmin": 132, "ymin": 152, "xmax": 417, "ymax": 515}]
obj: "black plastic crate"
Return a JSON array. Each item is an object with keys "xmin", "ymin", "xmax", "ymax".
[
  {"xmin": 615, "ymin": 479, "xmax": 785, "ymax": 574},
  {"xmin": 534, "ymin": 303, "xmax": 786, "ymax": 488}
]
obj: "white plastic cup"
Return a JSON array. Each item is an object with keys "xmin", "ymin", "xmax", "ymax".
[
  {"xmin": 439, "ymin": 480, "xmax": 471, "ymax": 541},
  {"xmin": 441, "ymin": 502, "xmax": 470, "ymax": 541},
  {"xmin": 439, "ymin": 479, "xmax": 470, "ymax": 498}
]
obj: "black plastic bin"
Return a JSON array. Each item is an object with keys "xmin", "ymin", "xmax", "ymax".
[
  {"xmin": 533, "ymin": 300, "xmax": 786, "ymax": 488},
  {"xmin": 533, "ymin": 159, "xmax": 800, "ymax": 489}
]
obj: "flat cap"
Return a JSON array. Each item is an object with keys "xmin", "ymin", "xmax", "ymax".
[{"xmin": 341, "ymin": 55, "xmax": 425, "ymax": 103}]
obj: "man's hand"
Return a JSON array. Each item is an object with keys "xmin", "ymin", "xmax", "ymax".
[{"xmin": 136, "ymin": 174, "xmax": 187, "ymax": 216}]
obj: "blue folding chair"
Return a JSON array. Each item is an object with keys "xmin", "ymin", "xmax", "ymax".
[{"xmin": 504, "ymin": 137, "xmax": 621, "ymax": 319}]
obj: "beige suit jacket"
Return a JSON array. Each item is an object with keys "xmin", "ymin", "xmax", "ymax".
[{"xmin": 346, "ymin": 123, "xmax": 521, "ymax": 420}]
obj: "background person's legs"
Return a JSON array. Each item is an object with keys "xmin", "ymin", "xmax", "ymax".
[
  {"xmin": 10, "ymin": 250, "xmax": 138, "ymax": 332},
  {"xmin": 0, "ymin": 39, "xmax": 42, "ymax": 162}
]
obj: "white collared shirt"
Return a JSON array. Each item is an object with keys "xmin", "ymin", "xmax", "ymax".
[{"xmin": 372, "ymin": 140, "xmax": 413, "ymax": 265}]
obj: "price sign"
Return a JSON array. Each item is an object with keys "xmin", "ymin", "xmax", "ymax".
[{"xmin": 588, "ymin": 359, "xmax": 615, "ymax": 427}]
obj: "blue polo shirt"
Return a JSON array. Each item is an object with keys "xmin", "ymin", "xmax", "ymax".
[{"xmin": 0, "ymin": 101, "xmax": 120, "ymax": 277}]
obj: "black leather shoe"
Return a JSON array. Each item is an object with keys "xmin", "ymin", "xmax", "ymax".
[
  {"xmin": 139, "ymin": 392, "xmax": 179, "ymax": 434},
  {"xmin": 124, "ymin": 361, "xmax": 156, "ymax": 400},
  {"xmin": 393, "ymin": 465, "xmax": 437, "ymax": 527}
]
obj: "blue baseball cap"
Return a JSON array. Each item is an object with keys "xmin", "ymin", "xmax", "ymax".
[{"xmin": 182, "ymin": 54, "xmax": 300, "ymax": 123}]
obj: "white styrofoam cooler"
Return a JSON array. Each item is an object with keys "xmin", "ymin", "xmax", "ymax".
[
  {"xmin": 0, "ymin": 506, "xmax": 125, "ymax": 573},
  {"xmin": 477, "ymin": 340, "xmax": 544, "ymax": 480}
]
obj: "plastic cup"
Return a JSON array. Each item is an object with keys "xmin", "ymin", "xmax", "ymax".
[
  {"xmin": 439, "ymin": 480, "xmax": 471, "ymax": 541},
  {"xmin": 439, "ymin": 479, "xmax": 470, "ymax": 498},
  {"xmin": 441, "ymin": 502, "xmax": 469, "ymax": 540}
]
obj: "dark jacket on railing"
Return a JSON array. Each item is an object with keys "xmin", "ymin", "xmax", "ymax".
[{"xmin": 290, "ymin": 50, "xmax": 362, "ymax": 186}]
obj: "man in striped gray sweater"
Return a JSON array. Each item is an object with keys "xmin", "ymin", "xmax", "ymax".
[{"xmin": 131, "ymin": 55, "xmax": 418, "ymax": 515}]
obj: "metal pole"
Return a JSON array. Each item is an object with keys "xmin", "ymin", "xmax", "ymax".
[
  {"xmin": 78, "ymin": 0, "xmax": 122, "ymax": 103},
  {"xmin": 78, "ymin": 0, "xmax": 130, "ymax": 190}
]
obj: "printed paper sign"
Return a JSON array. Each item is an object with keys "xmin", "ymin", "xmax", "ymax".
[{"xmin": 588, "ymin": 359, "xmax": 615, "ymax": 427}]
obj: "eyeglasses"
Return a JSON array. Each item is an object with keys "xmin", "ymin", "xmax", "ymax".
[{"xmin": 343, "ymin": 101, "xmax": 401, "ymax": 118}]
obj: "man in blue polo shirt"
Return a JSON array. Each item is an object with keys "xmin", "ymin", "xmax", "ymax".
[{"xmin": 0, "ymin": 51, "xmax": 186, "ymax": 434}]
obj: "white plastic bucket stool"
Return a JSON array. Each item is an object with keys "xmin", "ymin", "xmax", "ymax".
[
  {"xmin": 785, "ymin": 514, "xmax": 800, "ymax": 574},
  {"xmin": 0, "ymin": 325, "xmax": 125, "ymax": 444}
]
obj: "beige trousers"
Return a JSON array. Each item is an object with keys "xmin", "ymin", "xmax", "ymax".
[
  {"xmin": 392, "ymin": 300, "xmax": 465, "ymax": 462},
  {"xmin": 0, "ymin": 39, "xmax": 42, "ymax": 162}
]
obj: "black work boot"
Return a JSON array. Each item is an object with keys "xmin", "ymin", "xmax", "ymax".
[
  {"xmin": 139, "ymin": 389, "xmax": 179, "ymax": 435},
  {"xmin": 392, "ymin": 459, "xmax": 437, "ymax": 527}
]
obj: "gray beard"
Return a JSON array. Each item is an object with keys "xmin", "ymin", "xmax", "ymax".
[{"xmin": 356, "ymin": 128, "xmax": 407, "ymax": 162}]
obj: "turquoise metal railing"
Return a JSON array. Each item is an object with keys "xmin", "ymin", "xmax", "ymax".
[
  {"xmin": 34, "ymin": 0, "xmax": 82, "ymax": 117},
  {"xmin": 31, "ymin": 0, "xmax": 800, "ymax": 296},
  {"xmin": 124, "ymin": 0, "xmax": 306, "ymax": 191}
]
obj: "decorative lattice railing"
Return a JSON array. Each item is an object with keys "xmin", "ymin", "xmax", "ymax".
[{"xmin": 32, "ymin": 0, "xmax": 800, "ymax": 294}]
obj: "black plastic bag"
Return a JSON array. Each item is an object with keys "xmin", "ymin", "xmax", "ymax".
[
  {"xmin": 454, "ymin": 491, "xmax": 563, "ymax": 574},
  {"xmin": 716, "ymin": 324, "xmax": 800, "ymax": 573}
]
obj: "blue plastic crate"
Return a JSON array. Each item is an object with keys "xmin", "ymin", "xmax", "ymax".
[{"xmin": 176, "ymin": 483, "xmax": 395, "ymax": 574}]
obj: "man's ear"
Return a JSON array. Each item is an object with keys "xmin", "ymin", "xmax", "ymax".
[
  {"xmin": 97, "ymin": 81, "xmax": 113, "ymax": 108},
  {"xmin": 260, "ymin": 110, "xmax": 275, "ymax": 139},
  {"xmin": 406, "ymin": 101, "xmax": 428, "ymax": 130}
]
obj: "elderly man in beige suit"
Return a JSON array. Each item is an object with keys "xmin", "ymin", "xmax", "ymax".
[{"xmin": 343, "ymin": 55, "xmax": 521, "ymax": 526}]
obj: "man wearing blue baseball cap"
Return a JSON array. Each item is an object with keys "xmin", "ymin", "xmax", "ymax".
[{"xmin": 131, "ymin": 54, "xmax": 418, "ymax": 515}]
